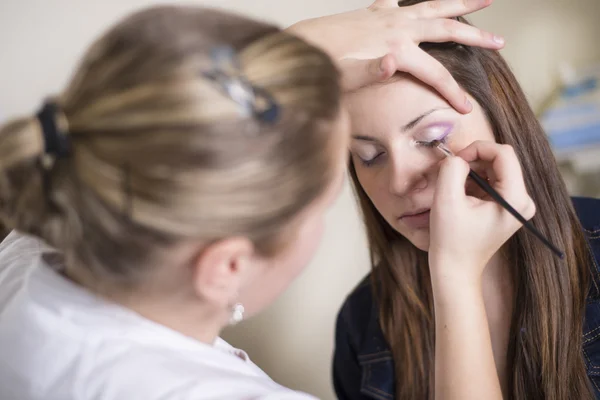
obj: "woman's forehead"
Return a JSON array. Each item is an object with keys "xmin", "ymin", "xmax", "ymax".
[{"xmin": 345, "ymin": 78, "xmax": 452, "ymax": 131}]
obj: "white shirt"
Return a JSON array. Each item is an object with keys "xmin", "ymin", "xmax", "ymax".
[{"xmin": 0, "ymin": 232, "xmax": 317, "ymax": 400}]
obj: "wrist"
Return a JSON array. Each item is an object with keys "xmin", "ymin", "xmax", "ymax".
[{"xmin": 429, "ymin": 261, "xmax": 483, "ymax": 303}]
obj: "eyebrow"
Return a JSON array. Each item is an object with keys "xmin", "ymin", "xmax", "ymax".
[{"xmin": 352, "ymin": 107, "xmax": 449, "ymax": 142}]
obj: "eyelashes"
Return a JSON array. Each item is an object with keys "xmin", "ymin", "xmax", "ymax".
[
  {"xmin": 415, "ymin": 123, "xmax": 453, "ymax": 149},
  {"xmin": 415, "ymin": 135, "xmax": 450, "ymax": 148},
  {"xmin": 358, "ymin": 153, "xmax": 383, "ymax": 167}
]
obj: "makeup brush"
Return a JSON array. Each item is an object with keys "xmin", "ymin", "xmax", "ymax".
[{"xmin": 428, "ymin": 140, "xmax": 564, "ymax": 259}]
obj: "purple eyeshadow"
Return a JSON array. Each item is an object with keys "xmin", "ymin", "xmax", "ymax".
[{"xmin": 421, "ymin": 122, "xmax": 453, "ymax": 142}]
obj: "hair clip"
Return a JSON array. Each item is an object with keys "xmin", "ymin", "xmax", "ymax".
[{"xmin": 202, "ymin": 46, "xmax": 279, "ymax": 124}]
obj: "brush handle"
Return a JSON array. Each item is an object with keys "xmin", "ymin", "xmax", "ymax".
[{"xmin": 468, "ymin": 169, "xmax": 564, "ymax": 259}]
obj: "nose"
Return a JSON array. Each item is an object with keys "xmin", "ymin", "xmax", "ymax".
[{"xmin": 387, "ymin": 149, "xmax": 434, "ymax": 197}]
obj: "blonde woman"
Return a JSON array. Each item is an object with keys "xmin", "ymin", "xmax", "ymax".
[{"xmin": 0, "ymin": 1, "xmax": 525, "ymax": 399}]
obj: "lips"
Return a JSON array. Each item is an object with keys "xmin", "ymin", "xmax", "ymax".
[
  {"xmin": 399, "ymin": 208, "xmax": 431, "ymax": 229},
  {"xmin": 400, "ymin": 208, "xmax": 430, "ymax": 218}
]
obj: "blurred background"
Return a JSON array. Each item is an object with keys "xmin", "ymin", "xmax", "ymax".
[{"xmin": 1, "ymin": 0, "xmax": 599, "ymax": 399}]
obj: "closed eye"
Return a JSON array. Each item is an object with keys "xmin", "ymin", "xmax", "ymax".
[
  {"xmin": 356, "ymin": 152, "xmax": 385, "ymax": 167},
  {"xmin": 351, "ymin": 137, "xmax": 385, "ymax": 168}
]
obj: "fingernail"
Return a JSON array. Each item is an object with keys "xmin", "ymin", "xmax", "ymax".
[
  {"xmin": 465, "ymin": 97, "xmax": 473, "ymax": 111},
  {"xmin": 379, "ymin": 57, "xmax": 391, "ymax": 78},
  {"xmin": 493, "ymin": 35, "xmax": 505, "ymax": 45}
]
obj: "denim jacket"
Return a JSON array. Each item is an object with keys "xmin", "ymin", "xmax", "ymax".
[{"xmin": 333, "ymin": 197, "xmax": 600, "ymax": 400}]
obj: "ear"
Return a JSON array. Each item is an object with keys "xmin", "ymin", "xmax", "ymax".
[{"xmin": 191, "ymin": 237, "xmax": 256, "ymax": 307}]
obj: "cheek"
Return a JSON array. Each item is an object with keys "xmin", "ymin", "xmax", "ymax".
[
  {"xmin": 291, "ymin": 215, "xmax": 325, "ymax": 272},
  {"xmin": 354, "ymin": 166, "xmax": 393, "ymax": 212},
  {"xmin": 241, "ymin": 217, "xmax": 325, "ymax": 317},
  {"xmin": 274, "ymin": 214, "xmax": 325, "ymax": 285}
]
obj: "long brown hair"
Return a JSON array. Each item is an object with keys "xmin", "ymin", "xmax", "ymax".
[
  {"xmin": 0, "ymin": 6, "xmax": 341, "ymax": 292},
  {"xmin": 349, "ymin": 8, "xmax": 594, "ymax": 400}
]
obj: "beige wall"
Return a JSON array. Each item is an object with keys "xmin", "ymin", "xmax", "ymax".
[
  {"xmin": 469, "ymin": 0, "xmax": 600, "ymax": 111},
  {"xmin": 1, "ymin": 1, "xmax": 599, "ymax": 399}
]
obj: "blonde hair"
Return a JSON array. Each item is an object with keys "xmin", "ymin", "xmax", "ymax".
[{"xmin": 0, "ymin": 6, "xmax": 341, "ymax": 289}]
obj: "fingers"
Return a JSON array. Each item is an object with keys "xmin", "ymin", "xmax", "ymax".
[
  {"xmin": 455, "ymin": 141, "xmax": 521, "ymax": 188},
  {"xmin": 456, "ymin": 141, "xmax": 536, "ymax": 219},
  {"xmin": 435, "ymin": 156, "xmax": 470, "ymax": 202},
  {"xmin": 338, "ymin": 56, "xmax": 395, "ymax": 91},
  {"xmin": 393, "ymin": 46, "xmax": 472, "ymax": 113},
  {"xmin": 350, "ymin": 48, "xmax": 472, "ymax": 112},
  {"xmin": 378, "ymin": 53, "xmax": 398, "ymax": 80},
  {"xmin": 413, "ymin": 18, "xmax": 504, "ymax": 49},
  {"xmin": 408, "ymin": 0, "xmax": 494, "ymax": 19},
  {"xmin": 521, "ymin": 197, "xmax": 536, "ymax": 221}
]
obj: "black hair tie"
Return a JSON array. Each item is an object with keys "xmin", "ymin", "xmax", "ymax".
[
  {"xmin": 36, "ymin": 101, "xmax": 71, "ymax": 158},
  {"xmin": 35, "ymin": 101, "xmax": 71, "ymax": 206}
]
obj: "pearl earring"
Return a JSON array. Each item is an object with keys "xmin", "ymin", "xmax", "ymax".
[{"xmin": 229, "ymin": 303, "xmax": 245, "ymax": 325}]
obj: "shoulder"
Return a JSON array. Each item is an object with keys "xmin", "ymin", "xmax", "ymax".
[
  {"xmin": 0, "ymin": 231, "xmax": 48, "ymax": 272},
  {"xmin": 572, "ymin": 197, "xmax": 600, "ymax": 233},
  {"xmin": 0, "ymin": 231, "xmax": 53, "ymax": 311},
  {"xmin": 572, "ymin": 197, "xmax": 600, "ymax": 301},
  {"xmin": 572, "ymin": 196, "xmax": 600, "ymax": 264},
  {"xmin": 81, "ymin": 344, "xmax": 314, "ymax": 400},
  {"xmin": 336, "ymin": 273, "xmax": 382, "ymax": 350},
  {"xmin": 337, "ymin": 274, "xmax": 374, "ymax": 328}
]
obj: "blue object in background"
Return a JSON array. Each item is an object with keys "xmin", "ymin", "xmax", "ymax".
[{"xmin": 541, "ymin": 74, "xmax": 600, "ymax": 156}]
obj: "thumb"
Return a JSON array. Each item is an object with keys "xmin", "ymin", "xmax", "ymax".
[
  {"xmin": 339, "ymin": 54, "xmax": 395, "ymax": 91},
  {"xmin": 435, "ymin": 156, "xmax": 470, "ymax": 203}
]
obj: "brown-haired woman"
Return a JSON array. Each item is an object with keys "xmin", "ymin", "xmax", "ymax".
[
  {"xmin": 334, "ymin": 2, "xmax": 600, "ymax": 400},
  {"xmin": 0, "ymin": 1, "xmax": 521, "ymax": 399}
]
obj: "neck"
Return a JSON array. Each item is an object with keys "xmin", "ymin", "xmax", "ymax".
[{"xmin": 120, "ymin": 293, "xmax": 226, "ymax": 344}]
